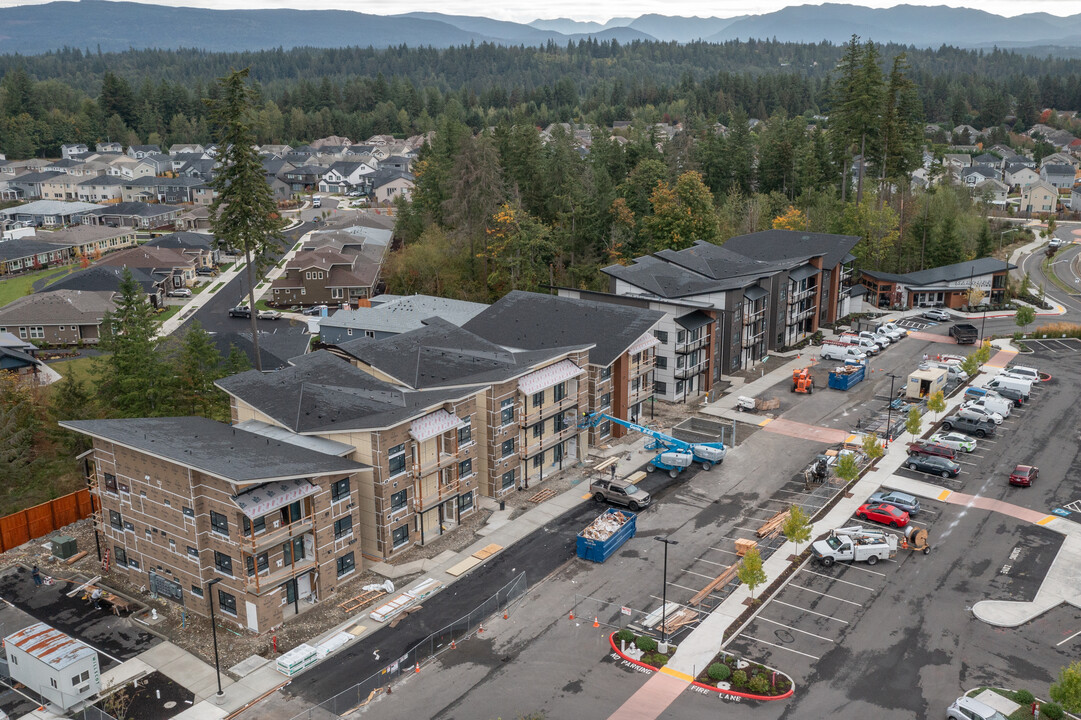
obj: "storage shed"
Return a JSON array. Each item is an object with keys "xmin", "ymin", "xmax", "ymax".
[
  {"xmin": 5, "ymin": 622, "xmax": 100, "ymax": 710},
  {"xmin": 906, "ymin": 367, "xmax": 947, "ymax": 399}
]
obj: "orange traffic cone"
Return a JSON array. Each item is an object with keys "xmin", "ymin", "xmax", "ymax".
[
  {"xmin": 569, "ymin": 610, "xmax": 574, "ymax": 621},
  {"xmin": 450, "ymin": 640, "xmax": 456, "ymax": 650},
  {"xmin": 593, "ymin": 617, "xmax": 600, "ymax": 628},
  {"xmin": 414, "ymin": 662, "xmax": 420, "ymax": 673},
  {"xmin": 478, "ymin": 623, "xmax": 484, "ymax": 634},
  {"xmin": 503, "ymin": 610, "xmax": 509, "ymax": 620}
]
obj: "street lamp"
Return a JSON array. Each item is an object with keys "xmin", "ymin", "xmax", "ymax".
[
  {"xmin": 654, "ymin": 536, "xmax": 678, "ymax": 653},
  {"xmin": 885, "ymin": 373, "xmax": 900, "ymax": 446},
  {"xmin": 206, "ymin": 578, "xmax": 224, "ymax": 697}
]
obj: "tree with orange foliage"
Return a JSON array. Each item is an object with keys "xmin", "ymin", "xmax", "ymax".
[
  {"xmin": 606, "ymin": 197, "xmax": 636, "ymax": 263},
  {"xmin": 641, "ymin": 171, "xmax": 718, "ymax": 252},
  {"xmin": 483, "ymin": 202, "xmax": 557, "ymax": 296},
  {"xmin": 772, "ymin": 206, "xmax": 808, "ymax": 231}
]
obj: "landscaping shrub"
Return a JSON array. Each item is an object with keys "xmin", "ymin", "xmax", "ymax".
[
  {"xmin": 732, "ymin": 669, "xmax": 747, "ymax": 687},
  {"xmin": 615, "ymin": 629, "xmax": 635, "ymax": 645},
  {"xmin": 1013, "ymin": 690, "xmax": 1035, "ymax": 705},
  {"xmin": 652, "ymin": 654, "xmax": 668, "ymax": 668},
  {"xmin": 634, "ymin": 635, "xmax": 657, "ymax": 653},
  {"xmin": 747, "ymin": 674, "xmax": 770, "ymax": 695},
  {"xmin": 708, "ymin": 663, "xmax": 731, "ymax": 681},
  {"xmin": 1042, "ymin": 701, "xmax": 1064, "ymax": 719}
]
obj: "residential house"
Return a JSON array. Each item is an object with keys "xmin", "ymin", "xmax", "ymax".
[
  {"xmin": 177, "ymin": 159, "xmax": 217, "ymax": 181},
  {"xmin": 267, "ymin": 247, "xmax": 381, "ymax": 306},
  {"xmin": 262, "ymin": 158, "xmax": 294, "ymax": 200},
  {"xmin": 1040, "ymin": 164, "xmax": 1077, "ymax": 190},
  {"xmin": 0, "ymin": 289, "xmax": 116, "ymax": 345},
  {"xmin": 382, "ymin": 156, "xmax": 412, "ymax": 173},
  {"xmin": 61, "ymin": 144, "xmax": 89, "ymax": 160},
  {"xmin": 1020, "ymin": 180, "xmax": 1059, "ymax": 214},
  {"xmin": 1005, "ymin": 164, "xmax": 1040, "ymax": 188},
  {"xmin": 136, "ymin": 154, "xmax": 173, "ymax": 176},
  {"xmin": 168, "ymin": 144, "xmax": 205, "ymax": 156},
  {"xmin": 280, "ymin": 164, "xmax": 326, "ymax": 193},
  {"xmin": 105, "ymin": 156, "xmax": 151, "ymax": 180},
  {"xmin": 36, "ymin": 225, "xmax": 138, "ymax": 261},
  {"xmin": 318, "ymin": 161, "xmax": 376, "ymax": 194},
  {"xmin": 61, "ymin": 416, "xmax": 370, "ymax": 633},
  {"xmin": 258, "ymin": 145, "xmax": 292, "ymax": 158},
  {"xmin": 39, "ymin": 174, "xmax": 83, "ymax": 201},
  {"xmin": 95, "ymin": 142, "xmax": 123, "ymax": 153},
  {"xmin": 1072, "ymin": 184, "xmax": 1081, "ymax": 211},
  {"xmin": 0, "ymin": 200, "xmax": 103, "ymax": 227},
  {"xmin": 122, "ymin": 177, "xmax": 208, "ymax": 205},
  {"xmin": 95, "ymin": 245, "xmax": 196, "ymax": 291},
  {"xmin": 1042, "ymin": 152, "xmax": 1080, "ymax": 168},
  {"xmin": 47, "ymin": 265, "xmax": 165, "ymax": 307},
  {"xmin": 971, "ymin": 153, "xmax": 1003, "ymax": 168},
  {"xmin": 0, "ymin": 236, "xmax": 74, "ymax": 275},
  {"xmin": 171, "ymin": 152, "xmax": 210, "ymax": 173},
  {"xmin": 973, "ymin": 178, "xmax": 1009, "ymax": 204},
  {"xmin": 76, "ymin": 175, "xmax": 126, "ymax": 203},
  {"xmin": 0, "ymin": 332, "xmax": 49, "ymax": 385},
  {"xmin": 462, "ymin": 291, "xmax": 664, "ymax": 441},
  {"xmin": 860, "ymin": 258, "xmax": 1015, "ymax": 309},
  {"xmin": 83, "ymin": 202, "xmax": 182, "ymax": 229},
  {"xmin": 370, "ymin": 170, "xmax": 414, "ymax": 203},
  {"xmin": 145, "ymin": 231, "xmax": 218, "ymax": 269},
  {"xmin": 9, "ymin": 171, "xmax": 69, "ymax": 200},
  {"xmin": 176, "ymin": 205, "xmax": 211, "ymax": 231},
  {"xmin": 317, "ymin": 295, "xmax": 488, "ymax": 345},
  {"xmin": 598, "ymin": 230, "xmax": 860, "ymax": 383},
  {"xmin": 126, "ymin": 144, "xmax": 162, "ymax": 159},
  {"xmin": 961, "ymin": 165, "xmax": 998, "ymax": 188}
]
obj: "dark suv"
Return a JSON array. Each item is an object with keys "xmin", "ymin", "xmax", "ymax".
[
  {"xmin": 907, "ymin": 441, "xmax": 957, "ymax": 460},
  {"xmin": 941, "ymin": 414, "xmax": 996, "ymax": 438}
]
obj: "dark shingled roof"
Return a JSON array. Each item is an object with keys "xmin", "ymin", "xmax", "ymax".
[
  {"xmin": 462, "ymin": 291, "xmax": 661, "ymax": 367},
  {"xmin": 654, "ymin": 241, "xmax": 802, "ymax": 280},
  {"xmin": 336, "ymin": 317, "xmax": 587, "ymax": 389},
  {"xmin": 216, "ymin": 350, "xmax": 483, "ymax": 433},
  {"xmin": 145, "ymin": 231, "xmax": 216, "ymax": 251},
  {"xmin": 59, "ymin": 416, "xmax": 367, "ymax": 485},
  {"xmin": 720, "ymin": 230, "xmax": 861, "ymax": 270},
  {"xmin": 603, "ymin": 255, "xmax": 756, "ymax": 299},
  {"xmin": 863, "ymin": 258, "xmax": 1017, "ymax": 287},
  {"xmin": 45, "ymin": 265, "xmax": 161, "ymax": 295}
]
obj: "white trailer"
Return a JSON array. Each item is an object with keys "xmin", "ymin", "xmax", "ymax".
[{"xmin": 811, "ymin": 525, "xmax": 898, "ymax": 567}]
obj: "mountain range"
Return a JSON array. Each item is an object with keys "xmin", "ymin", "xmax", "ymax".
[{"xmin": 1, "ymin": 1, "xmax": 1081, "ymax": 55}]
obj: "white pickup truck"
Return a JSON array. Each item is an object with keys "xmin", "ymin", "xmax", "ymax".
[{"xmin": 812, "ymin": 525, "xmax": 898, "ymax": 566}]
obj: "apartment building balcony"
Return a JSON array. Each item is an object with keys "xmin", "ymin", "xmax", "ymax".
[
  {"xmin": 521, "ymin": 395, "xmax": 580, "ymax": 427},
  {"xmin": 413, "ymin": 480, "xmax": 462, "ymax": 513},
  {"xmin": 247, "ymin": 557, "xmax": 318, "ymax": 595},
  {"xmin": 786, "ymin": 304, "xmax": 817, "ymax": 325},
  {"xmin": 674, "ymin": 359, "xmax": 708, "ymax": 380},
  {"xmin": 239, "ymin": 517, "xmax": 315, "ymax": 553},
  {"xmin": 787, "ymin": 286, "xmax": 816, "ymax": 304},
  {"xmin": 628, "ymin": 356, "xmax": 656, "ymax": 376},
  {"xmin": 413, "ymin": 451, "xmax": 460, "ymax": 478},
  {"xmin": 674, "ymin": 336, "xmax": 708, "ymax": 354},
  {"xmin": 742, "ymin": 308, "xmax": 766, "ymax": 326},
  {"xmin": 523, "ymin": 424, "xmax": 579, "ymax": 458},
  {"xmin": 626, "ymin": 384, "xmax": 654, "ymax": 407}
]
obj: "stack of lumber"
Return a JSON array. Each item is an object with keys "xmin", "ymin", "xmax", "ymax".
[
  {"xmin": 757, "ymin": 510, "xmax": 790, "ymax": 539},
  {"xmin": 689, "ymin": 564, "xmax": 739, "ymax": 606},
  {"xmin": 659, "ymin": 607, "xmax": 699, "ymax": 634},
  {"xmin": 734, "ymin": 538, "xmax": 758, "ymax": 557},
  {"xmin": 580, "ymin": 511, "xmax": 629, "ymax": 541},
  {"xmin": 528, "ymin": 488, "xmax": 555, "ymax": 503}
]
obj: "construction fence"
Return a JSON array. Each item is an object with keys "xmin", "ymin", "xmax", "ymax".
[
  {"xmin": 571, "ymin": 594, "xmax": 702, "ymax": 640},
  {"xmin": 0, "ymin": 489, "xmax": 94, "ymax": 553},
  {"xmin": 290, "ymin": 571, "xmax": 528, "ymax": 720}
]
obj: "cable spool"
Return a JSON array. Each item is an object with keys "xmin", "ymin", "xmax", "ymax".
[{"xmin": 904, "ymin": 525, "xmax": 930, "ymax": 553}]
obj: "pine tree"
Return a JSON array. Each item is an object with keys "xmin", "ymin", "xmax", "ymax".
[
  {"xmin": 175, "ymin": 321, "xmax": 225, "ymax": 418},
  {"xmin": 223, "ymin": 343, "xmax": 252, "ymax": 377},
  {"xmin": 207, "ymin": 68, "xmax": 285, "ymax": 372},
  {"xmin": 976, "ymin": 222, "xmax": 994, "ymax": 258},
  {"xmin": 48, "ymin": 371, "xmax": 95, "ymax": 456},
  {"xmin": 0, "ymin": 374, "xmax": 39, "ymax": 489}
]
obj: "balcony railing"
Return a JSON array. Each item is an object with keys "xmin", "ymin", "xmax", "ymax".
[
  {"xmin": 240, "ymin": 517, "xmax": 314, "ymax": 553},
  {"xmin": 786, "ymin": 305, "xmax": 817, "ymax": 325},
  {"xmin": 674, "ymin": 361, "xmax": 708, "ymax": 380},
  {"xmin": 523, "ymin": 424, "xmax": 579, "ymax": 457},
  {"xmin": 626, "ymin": 385, "xmax": 654, "ymax": 407},
  {"xmin": 413, "ymin": 480, "xmax": 461, "ymax": 513},
  {"xmin": 628, "ymin": 356, "xmax": 657, "ymax": 374},
  {"xmin": 787, "ymin": 286, "xmax": 816, "ymax": 304},
  {"xmin": 246, "ymin": 557, "xmax": 318, "ymax": 595},
  {"xmin": 521, "ymin": 395, "xmax": 579, "ymax": 426},
  {"xmin": 413, "ymin": 451, "xmax": 459, "ymax": 478},
  {"xmin": 675, "ymin": 336, "xmax": 708, "ymax": 354},
  {"xmin": 742, "ymin": 309, "xmax": 766, "ymax": 326}
]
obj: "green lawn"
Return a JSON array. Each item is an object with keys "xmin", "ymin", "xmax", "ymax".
[
  {"xmin": 0, "ymin": 264, "xmax": 78, "ymax": 307},
  {"xmin": 48, "ymin": 354, "xmax": 102, "ymax": 386}
]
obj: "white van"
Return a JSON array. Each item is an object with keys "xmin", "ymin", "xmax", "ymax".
[
  {"xmin": 821, "ymin": 343, "xmax": 867, "ymax": 362},
  {"xmin": 963, "ymin": 395, "xmax": 1012, "ymax": 418},
  {"xmin": 986, "ymin": 375, "xmax": 1032, "ymax": 398}
]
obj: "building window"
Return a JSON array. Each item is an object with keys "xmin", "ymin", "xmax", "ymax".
[
  {"xmin": 72, "ymin": 669, "xmax": 90, "ymax": 686},
  {"xmin": 631, "ymin": 377, "xmax": 641, "ymax": 391},
  {"xmin": 501, "ymin": 470, "xmax": 516, "ymax": 490},
  {"xmin": 553, "ymin": 382, "xmax": 566, "ymax": 402},
  {"xmin": 458, "ymin": 458, "xmax": 472, "ymax": 477},
  {"xmin": 458, "ymin": 492, "xmax": 474, "ymax": 513},
  {"xmin": 654, "ymin": 330, "xmax": 668, "ymax": 344},
  {"xmin": 191, "ymin": 585, "xmax": 204, "ymax": 597},
  {"xmin": 29, "ymin": 327, "xmax": 44, "ymax": 339},
  {"xmin": 655, "ymin": 356, "xmax": 668, "ymax": 369},
  {"xmin": 599, "ymin": 420, "xmax": 611, "ymax": 437},
  {"xmin": 331, "ymin": 288, "xmax": 343, "ymax": 299},
  {"xmin": 501, "ymin": 438, "xmax": 515, "ymax": 458},
  {"xmin": 336, "ymin": 552, "xmax": 356, "ymax": 577},
  {"xmin": 532, "ymin": 391, "xmax": 544, "ymax": 408},
  {"xmin": 655, "ymin": 381, "xmax": 667, "ymax": 395},
  {"xmin": 388, "ymin": 444, "xmax": 407, "ymax": 476},
  {"xmin": 532, "ymin": 423, "xmax": 543, "ymax": 439},
  {"xmin": 677, "ymin": 330, "xmax": 686, "ymax": 344},
  {"xmin": 391, "ymin": 525, "xmax": 409, "ymax": 548},
  {"xmin": 182, "ymin": 506, "xmax": 194, "ymax": 517},
  {"xmin": 600, "ymin": 392, "xmax": 611, "ymax": 409},
  {"xmin": 210, "ymin": 511, "xmax": 228, "ymax": 535},
  {"xmin": 242, "ymin": 516, "xmax": 266, "ymax": 536},
  {"xmin": 532, "ymin": 454, "xmax": 543, "ymax": 469},
  {"xmin": 214, "ymin": 551, "xmax": 233, "ymax": 576},
  {"xmin": 103, "ymin": 473, "xmax": 118, "ymax": 493},
  {"xmin": 390, "ymin": 489, "xmax": 407, "ymax": 513},
  {"xmin": 334, "ymin": 515, "xmax": 353, "ymax": 539},
  {"xmin": 109, "ymin": 510, "xmax": 122, "ymax": 529},
  {"xmin": 676, "ymin": 380, "xmax": 685, "ymax": 395},
  {"xmin": 114, "ymin": 546, "xmax": 127, "ymax": 567},
  {"xmin": 187, "ymin": 546, "xmax": 198, "ymax": 558},
  {"xmin": 500, "ymin": 398, "xmax": 514, "ymax": 425},
  {"xmin": 458, "ymin": 420, "xmax": 471, "ymax": 445},
  {"xmin": 331, "ymin": 478, "xmax": 350, "ymax": 503},
  {"xmin": 218, "ymin": 589, "xmax": 237, "ymax": 616}
]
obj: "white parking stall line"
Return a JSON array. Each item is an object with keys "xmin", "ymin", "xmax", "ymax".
[
  {"xmin": 738, "ymin": 634, "xmax": 821, "ymax": 660},
  {"xmin": 801, "ymin": 569, "xmax": 876, "ymax": 592},
  {"xmin": 733, "ymin": 526, "xmax": 763, "ymax": 534},
  {"xmin": 756, "ymin": 617, "xmax": 837, "ymax": 642},
  {"xmin": 1056, "ymin": 628, "xmax": 1081, "ymax": 647},
  {"xmin": 771, "ymin": 599, "xmax": 850, "ymax": 623},
  {"xmin": 978, "ymin": 438, "xmax": 998, "ymax": 444},
  {"xmin": 832, "ymin": 562, "xmax": 887, "ymax": 577},
  {"xmin": 707, "ymin": 546, "xmax": 742, "ymax": 558},
  {"xmin": 684, "ymin": 569, "xmax": 720, "ymax": 581},
  {"xmin": 697, "ymin": 555, "xmax": 736, "ymax": 566},
  {"xmin": 668, "ymin": 582, "xmax": 701, "ymax": 594},
  {"xmin": 787, "ymin": 584, "xmax": 863, "ymax": 606},
  {"xmin": 957, "ymin": 460, "xmax": 980, "ymax": 466},
  {"xmin": 908, "ymin": 519, "xmax": 931, "ymax": 528}
]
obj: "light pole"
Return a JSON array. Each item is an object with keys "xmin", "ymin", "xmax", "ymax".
[
  {"xmin": 654, "ymin": 536, "xmax": 678, "ymax": 653},
  {"xmin": 885, "ymin": 373, "xmax": 899, "ymax": 446},
  {"xmin": 206, "ymin": 578, "xmax": 224, "ymax": 697}
]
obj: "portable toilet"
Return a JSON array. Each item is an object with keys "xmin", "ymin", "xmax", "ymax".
[{"xmin": 906, "ymin": 367, "xmax": 947, "ymax": 399}]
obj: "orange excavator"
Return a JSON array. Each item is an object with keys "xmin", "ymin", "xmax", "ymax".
[{"xmin": 792, "ymin": 367, "xmax": 814, "ymax": 394}]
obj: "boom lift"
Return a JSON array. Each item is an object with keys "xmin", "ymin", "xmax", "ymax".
[{"xmin": 581, "ymin": 413, "xmax": 727, "ymax": 477}]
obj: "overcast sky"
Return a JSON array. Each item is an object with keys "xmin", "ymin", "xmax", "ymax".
[{"xmin": 1, "ymin": 0, "xmax": 1076, "ymax": 23}]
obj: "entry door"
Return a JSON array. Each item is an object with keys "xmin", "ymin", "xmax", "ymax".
[
  {"xmin": 422, "ymin": 508, "xmax": 440, "ymax": 539},
  {"xmin": 245, "ymin": 601, "xmax": 259, "ymax": 633},
  {"xmin": 297, "ymin": 572, "xmax": 312, "ymax": 600},
  {"xmin": 284, "ymin": 578, "xmax": 296, "ymax": 605}
]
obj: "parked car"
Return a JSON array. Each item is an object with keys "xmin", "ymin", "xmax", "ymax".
[
  {"xmin": 228, "ymin": 305, "xmax": 251, "ymax": 318},
  {"xmin": 963, "ymin": 396, "xmax": 1011, "ymax": 418},
  {"xmin": 258, "ymin": 309, "xmax": 282, "ymax": 320},
  {"xmin": 589, "ymin": 478, "xmax": 651, "ymax": 511},
  {"xmin": 858, "ymin": 331, "xmax": 890, "ymax": 349},
  {"xmin": 311, "ymin": 197, "xmax": 322, "ymax": 208},
  {"xmin": 302, "ymin": 304, "xmax": 329, "ymax": 316},
  {"xmin": 868, "ymin": 490, "xmax": 921, "ymax": 516},
  {"xmin": 907, "ymin": 441, "xmax": 957, "ymax": 460},
  {"xmin": 922, "ymin": 308, "xmax": 951, "ymax": 321},
  {"xmin": 1003, "ymin": 365, "xmax": 1040, "ymax": 383},
  {"xmin": 905, "ymin": 454, "xmax": 961, "ymax": 478},
  {"xmin": 959, "ymin": 406, "xmax": 1003, "ymax": 425},
  {"xmin": 940, "ymin": 414, "xmax": 996, "ymax": 438},
  {"xmin": 1008, "ymin": 464, "xmax": 1038, "ymax": 487},
  {"xmin": 990, "ymin": 385, "xmax": 1026, "ymax": 407},
  {"xmin": 947, "ymin": 696, "xmax": 1010, "ymax": 720},
  {"xmin": 928, "ymin": 432, "xmax": 977, "ymax": 453},
  {"xmin": 196, "ymin": 266, "xmax": 218, "ymax": 276},
  {"xmin": 167, "ymin": 288, "xmax": 192, "ymax": 298},
  {"xmin": 855, "ymin": 502, "xmax": 910, "ymax": 528},
  {"xmin": 880, "ymin": 322, "xmax": 909, "ymax": 338}
]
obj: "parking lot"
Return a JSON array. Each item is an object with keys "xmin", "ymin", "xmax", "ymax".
[{"xmin": 1023, "ymin": 337, "xmax": 1081, "ymax": 354}]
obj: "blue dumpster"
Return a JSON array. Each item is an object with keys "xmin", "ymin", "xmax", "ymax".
[{"xmin": 576, "ymin": 508, "xmax": 637, "ymax": 563}]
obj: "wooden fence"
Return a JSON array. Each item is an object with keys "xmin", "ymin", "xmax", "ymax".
[{"xmin": 0, "ymin": 489, "xmax": 94, "ymax": 554}]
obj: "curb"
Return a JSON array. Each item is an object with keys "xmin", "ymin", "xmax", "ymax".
[{"xmin": 607, "ymin": 633, "xmax": 794, "ymax": 701}]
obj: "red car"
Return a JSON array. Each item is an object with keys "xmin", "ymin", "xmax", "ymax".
[
  {"xmin": 856, "ymin": 502, "xmax": 910, "ymax": 528},
  {"xmin": 1009, "ymin": 465, "xmax": 1038, "ymax": 487},
  {"xmin": 907, "ymin": 441, "xmax": 957, "ymax": 460}
]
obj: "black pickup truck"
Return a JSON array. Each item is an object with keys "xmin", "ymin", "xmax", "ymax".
[{"xmin": 949, "ymin": 323, "xmax": 979, "ymax": 344}]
